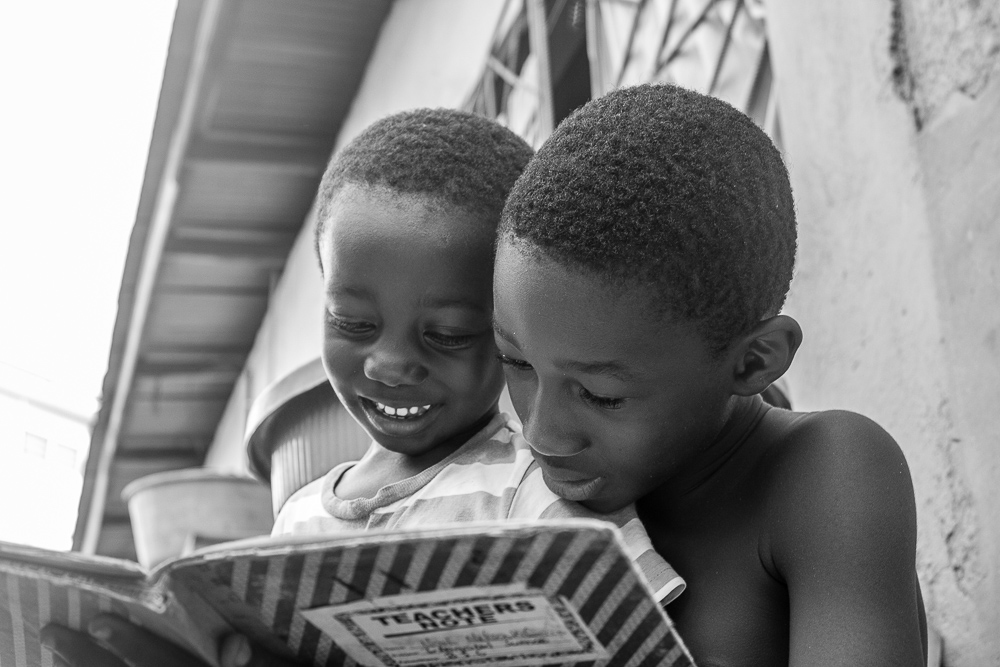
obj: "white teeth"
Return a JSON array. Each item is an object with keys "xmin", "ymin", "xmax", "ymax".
[{"xmin": 372, "ymin": 402, "xmax": 432, "ymax": 419}]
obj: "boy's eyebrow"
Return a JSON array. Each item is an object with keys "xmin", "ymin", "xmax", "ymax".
[
  {"xmin": 420, "ymin": 295, "xmax": 488, "ymax": 312},
  {"xmin": 492, "ymin": 321, "xmax": 638, "ymax": 382},
  {"xmin": 561, "ymin": 359, "xmax": 638, "ymax": 382},
  {"xmin": 328, "ymin": 286, "xmax": 371, "ymax": 300}
]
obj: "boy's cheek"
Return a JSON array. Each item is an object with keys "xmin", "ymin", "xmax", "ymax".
[{"xmin": 588, "ymin": 429, "xmax": 664, "ymax": 491}]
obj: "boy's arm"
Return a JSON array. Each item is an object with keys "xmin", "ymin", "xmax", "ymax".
[{"xmin": 768, "ymin": 412, "xmax": 925, "ymax": 667}]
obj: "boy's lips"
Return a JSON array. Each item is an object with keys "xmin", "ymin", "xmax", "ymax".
[{"xmin": 536, "ymin": 461, "xmax": 605, "ymax": 502}]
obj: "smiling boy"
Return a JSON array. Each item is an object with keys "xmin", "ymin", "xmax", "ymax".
[{"xmin": 492, "ymin": 84, "xmax": 927, "ymax": 666}]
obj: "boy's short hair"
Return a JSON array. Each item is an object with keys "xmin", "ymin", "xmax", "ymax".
[
  {"xmin": 500, "ymin": 84, "xmax": 796, "ymax": 353},
  {"xmin": 315, "ymin": 108, "xmax": 533, "ymax": 252}
]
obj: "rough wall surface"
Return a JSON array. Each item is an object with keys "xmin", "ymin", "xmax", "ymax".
[
  {"xmin": 767, "ymin": 0, "xmax": 1000, "ymax": 664},
  {"xmin": 918, "ymin": 76, "xmax": 1000, "ymax": 660},
  {"xmin": 891, "ymin": 0, "xmax": 1000, "ymax": 128}
]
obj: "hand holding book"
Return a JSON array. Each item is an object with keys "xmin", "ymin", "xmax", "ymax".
[{"xmin": 41, "ymin": 615, "xmax": 298, "ymax": 667}]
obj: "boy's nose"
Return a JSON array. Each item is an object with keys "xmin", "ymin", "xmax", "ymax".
[
  {"xmin": 521, "ymin": 391, "xmax": 587, "ymax": 457},
  {"xmin": 363, "ymin": 346, "xmax": 427, "ymax": 387},
  {"xmin": 525, "ymin": 429, "xmax": 587, "ymax": 457}
]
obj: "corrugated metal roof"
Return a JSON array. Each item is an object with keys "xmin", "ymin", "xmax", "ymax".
[{"xmin": 74, "ymin": 0, "xmax": 392, "ymax": 558}]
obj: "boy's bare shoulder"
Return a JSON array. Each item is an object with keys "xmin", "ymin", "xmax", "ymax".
[
  {"xmin": 759, "ymin": 407, "xmax": 914, "ymax": 529},
  {"xmin": 764, "ymin": 407, "xmax": 908, "ymax": 481},
  {"xmin": 771, "ymin": 408, "xmax": 907, "ymax": 487},
  {"xmin": 751, "ymin": 408, "xmax": 924, "ymax": 665},
  {"xmin": 744, "ymin": 407, "xmax": 919, "ymax": 587}
]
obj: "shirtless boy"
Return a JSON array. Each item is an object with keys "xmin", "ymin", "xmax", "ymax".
[{"xmin": 491, "ymin": 83, "xmax": 927, "ymax": 666}]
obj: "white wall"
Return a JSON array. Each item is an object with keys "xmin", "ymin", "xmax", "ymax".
[
  {"xmin": 204, "ymin": 0, "xmax": 507, "ymax": 471},
  {"xmin": 768, "ymin": 0, "xmax": 1000, "ymax": 663}
]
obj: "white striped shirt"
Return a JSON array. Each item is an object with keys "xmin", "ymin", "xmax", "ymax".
[{"xmin": 273, "ymin": 413, "xmax": 684, "ymax": 604}]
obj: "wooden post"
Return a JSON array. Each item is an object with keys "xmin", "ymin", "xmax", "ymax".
[{"xmin": 526, "ymin": 0, "xmax": 555, "ymax": 141}]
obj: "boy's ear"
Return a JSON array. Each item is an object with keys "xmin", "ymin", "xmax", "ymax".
[{"xmin": 729, "ymin": 314, "xmax": 802, "ymax": 397}]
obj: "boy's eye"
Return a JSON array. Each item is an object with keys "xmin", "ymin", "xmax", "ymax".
[
  {"xmin": 424, "ymin": 330, "xmax": 477, "ymax": 350},
  {"xmin": 326, "ymin": 313, "xmax": 375, "ymax": 336},
  {"xmin": 579, "ymin": 386, "xmax": 625, "ymax": 410},
  {"xmin": 496, "ymin": 353, "xmax": 533, "ymax": 371}
]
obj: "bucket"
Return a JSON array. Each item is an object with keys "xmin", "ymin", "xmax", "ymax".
[{"xmin": 122, "ymin": 468, "xmax": 273, "ymax": 568}]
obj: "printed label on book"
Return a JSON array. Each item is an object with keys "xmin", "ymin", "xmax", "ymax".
[{"xmin": 299, "ymin": 584, "xmax": 608, "ymax": 667}]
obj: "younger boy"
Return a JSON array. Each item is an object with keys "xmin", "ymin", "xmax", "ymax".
[
  {"xmin": 271, "ymin": 107, "xmax": 683, "ymax": 604},
  {"xmin": 492, "ymin": 84, "xmax": 927, "ymax": 666}
]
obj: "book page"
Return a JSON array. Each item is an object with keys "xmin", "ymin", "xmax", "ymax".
[{"xmin": 0, "ymin": 541, "xmax": 147, "ymax": 580}]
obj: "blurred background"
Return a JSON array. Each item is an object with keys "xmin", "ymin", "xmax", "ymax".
[
  {"xmin": 0, "ymin": 1, "xmax": 176, "ymax": 549},
  {"xmin": 1, "ymin": 1, "xmax": 997, "ymax": 664}
]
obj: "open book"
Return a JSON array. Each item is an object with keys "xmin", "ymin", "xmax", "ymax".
[{"xmin": 1, "ymin": 519, "xmax": 695, "ymax": 667}]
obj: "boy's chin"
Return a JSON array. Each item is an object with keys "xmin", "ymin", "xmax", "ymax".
[
  {"xmin": 577, "ymin": 495, "xmax": 631, "ymax": 515},
  {"xmin": 539, "ymin": 470, "xmax": 631, "ymax": 514},
  {"xmin": 360, "ymin": 405, "xmax": 500, "ymax": 461}
]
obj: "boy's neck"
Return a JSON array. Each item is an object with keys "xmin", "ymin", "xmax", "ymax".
[{"xmin": 650, "ymin": 394, "xmax": 769, "ymax": 505}]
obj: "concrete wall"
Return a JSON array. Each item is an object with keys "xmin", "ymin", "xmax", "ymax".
[
  {"xmin": 767, "ymin": 0, "xmax": 1000, "ymax": 664},
  {"xmin": 204, "ymin": 0, "xmax": 507, "ymax": 471}
]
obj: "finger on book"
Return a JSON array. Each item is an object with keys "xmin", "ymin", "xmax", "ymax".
[
  {"xmin": 39, "ymin": 623, "xmax": 130, "ymax": 667},
  {"xmin": 85, "ymin": 614, "xmax": 208, "ymax": 667},
  {"xmin": 219, "ymin": 635, "xmax": 303, "ymax": 667}
]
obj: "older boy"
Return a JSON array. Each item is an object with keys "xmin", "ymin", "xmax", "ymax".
[{"xmin": 492, "ymin": 83, "xmax": 926, "ymax": 666}]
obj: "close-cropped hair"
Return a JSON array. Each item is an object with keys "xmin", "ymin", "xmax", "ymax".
[
  {"xmin": 500, "ymin": 83, "xmax": 797, "ymax": 353},
  {"xmin": 314, "ymin": 107, "xmax": 534, "ymax": 255}
]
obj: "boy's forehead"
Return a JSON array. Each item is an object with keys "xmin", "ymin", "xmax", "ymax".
[
  {"xmin": 319, "ymin": 185, "xmax": 496, "ymax": 304},
  {"xmin": 495, "ymin": 242, "xmax": 630, "ymax": 334},
  {"xmin": 322, "ymin": 185, "xmax": 494, "ymax": 259},
  {"xmin": 493, "ymin": 240, "xmax": 713, "ymax": 368},
  {"xmin": 494, "ymin": 240, "xmax": 626, "ymax": 310}
]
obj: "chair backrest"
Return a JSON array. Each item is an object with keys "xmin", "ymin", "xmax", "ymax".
[{"xmin": 245, "ymin": 358, "xmax": 369, "ymax": 516}]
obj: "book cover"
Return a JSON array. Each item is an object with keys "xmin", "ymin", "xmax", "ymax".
[{"xmin": 1, "ymin": 519, "xmax": 695, "ymax": 667}]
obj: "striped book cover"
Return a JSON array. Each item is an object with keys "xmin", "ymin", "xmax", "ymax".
[
  {"xmin": 1, "ymin": 520, "xmax": 695, "ymax": 667},
  {"xmin": 0, "ymin": 542, "xmax": 223, "ymax": 666}
]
